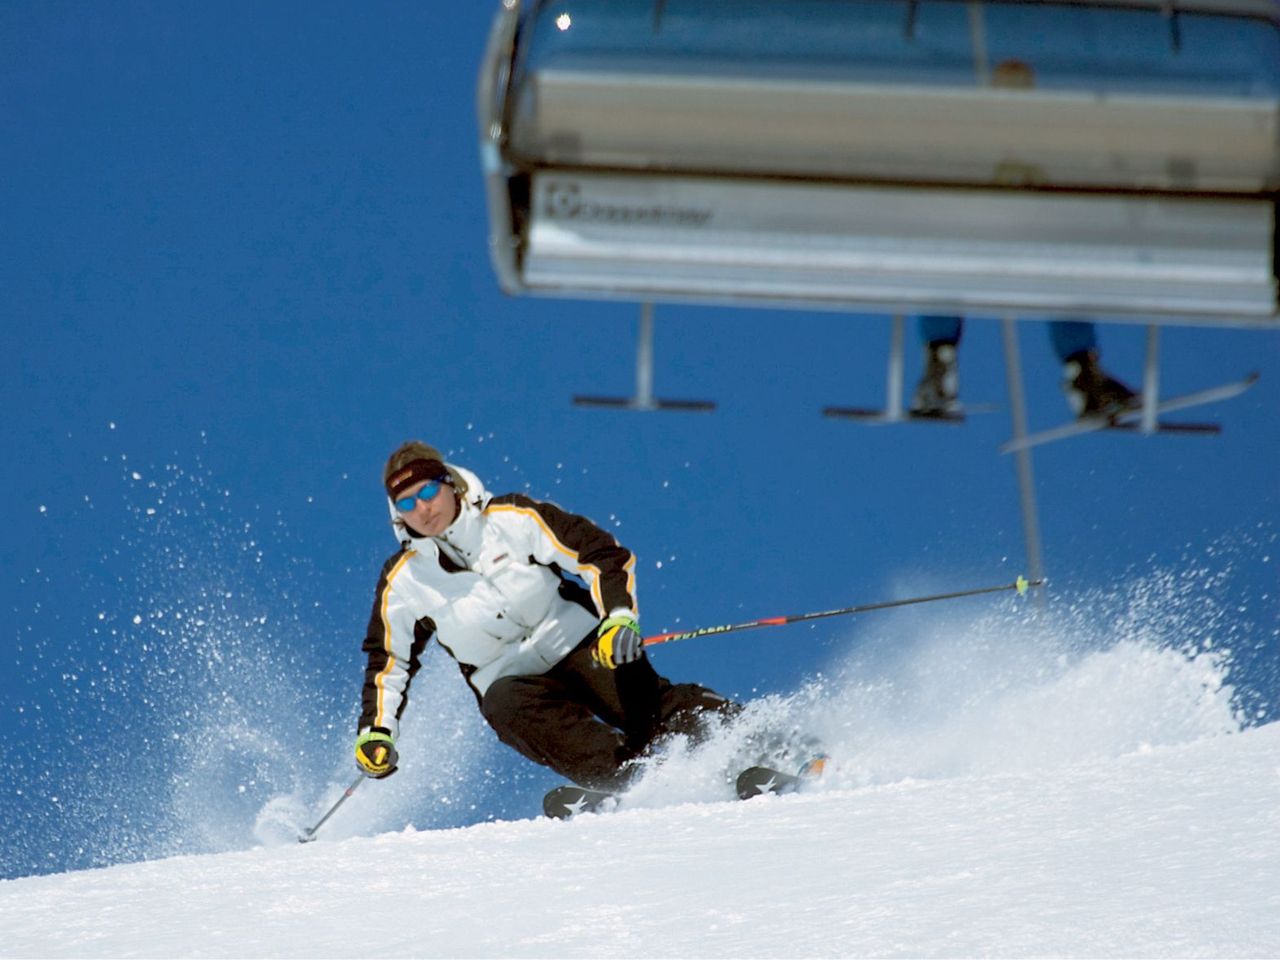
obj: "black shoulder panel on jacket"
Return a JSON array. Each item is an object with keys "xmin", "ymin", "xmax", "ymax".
[{"xmin": 487, "ymin": 492, "xmax": 636, "ymax": 615}]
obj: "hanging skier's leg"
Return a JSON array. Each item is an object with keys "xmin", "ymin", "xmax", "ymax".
[
  {"xmin": 911, "ymin": 315, "xmax": 963, "ymax": 416},
  {"xmin": 1049, "ymin": 320, "xmax": 1137, "ymax": 419}
]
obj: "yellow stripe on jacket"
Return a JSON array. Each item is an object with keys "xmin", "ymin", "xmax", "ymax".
[
  {"xmin": 375, "ymin": 550, "xmax": 416, "ymax": 727},
  {"xmin": 485, "ymin": 502, "xmax": 622, "ymax": 612}
]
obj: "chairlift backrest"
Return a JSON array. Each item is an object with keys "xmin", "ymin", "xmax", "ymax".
[{"xmin": 479, "ymin": 0, "xmax": 1280, "ymax": 326}]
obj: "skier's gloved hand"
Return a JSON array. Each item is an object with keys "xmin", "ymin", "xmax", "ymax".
[
  {"xmin": 354, "ymin": 727, "xmax": 399, "ymax": 779},
  {"xmin": 592, "ymin": 614, "xmax": 643, "ymax": 669}
]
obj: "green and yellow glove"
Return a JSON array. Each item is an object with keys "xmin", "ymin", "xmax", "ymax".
[
  {"xmin": 592, "ymin": 614, "xmax": 643, "ymax": 669},
  {"xmin": 354, "ymin": 727, "xmax": 399, "ymax": 779}
]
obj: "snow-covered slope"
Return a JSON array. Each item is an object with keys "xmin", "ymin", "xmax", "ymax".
[{"xmin": 4, "ymin": 721, "xmax": 1277, "ymax": 959}]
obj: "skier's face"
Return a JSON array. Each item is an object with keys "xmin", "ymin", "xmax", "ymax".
[{"xmin": 398, "ymin": 478, "xmax": 457, "ymax": 538}]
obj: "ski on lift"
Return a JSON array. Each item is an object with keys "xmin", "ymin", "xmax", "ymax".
[{"xmin": 999, "ymin": 373, "xmax": 1258, "ymax": 454}]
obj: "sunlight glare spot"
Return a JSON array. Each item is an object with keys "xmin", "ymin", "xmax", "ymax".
[{"xmin": 556, "ymin": 12, "xmax": 571, "ymax": 30}]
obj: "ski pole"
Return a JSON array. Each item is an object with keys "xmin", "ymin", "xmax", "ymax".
[
  {"xmin": 643, "ymin": 575, "xmax": 1044, "ymax": 648},
  {"xmin": 298, "ymin": 775, "xmax": 364, "ymax": 844}
]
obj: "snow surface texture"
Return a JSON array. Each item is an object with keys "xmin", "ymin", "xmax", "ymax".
[{"xmin": 3, "ymin": 722, "xmax": 1278, "ymax": 959}]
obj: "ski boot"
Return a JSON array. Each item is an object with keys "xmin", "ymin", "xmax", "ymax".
[
  {"xmin": 1062, "ymin": 350, "xmax": 1137, "ymax": 420},
  {"xmin": 911, "ymin": 341, "xmax": 961, "ymax": 417}
]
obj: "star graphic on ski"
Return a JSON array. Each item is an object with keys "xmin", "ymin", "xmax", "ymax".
[
  {"xmin": 563, "ymin": 793, "xmax": 593, "ymax": 816},
  {"xmin": 749, "ymin": 775, "xmax": 780, "ymax": 796},
  {"xmin": 735, "ymin": 765, "xmax": 806, "ymax": 800}
]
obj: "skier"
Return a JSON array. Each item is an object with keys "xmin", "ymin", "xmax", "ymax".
[
  {"xmin": 911, "ymin": 316, "xmax": 1137, "ymax": 419},
  {"xmin": 353, "ymin": 441, "xmax": 737, "ymax": 795}
]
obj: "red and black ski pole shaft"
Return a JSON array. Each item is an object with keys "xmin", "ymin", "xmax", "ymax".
[
  {"xmin": 643, "ymin": 575, "xmax": 1044, "ymax": 648},
  {"xmin": 298, "ymin": 775, "xmax": 364, "ymax": 844}
]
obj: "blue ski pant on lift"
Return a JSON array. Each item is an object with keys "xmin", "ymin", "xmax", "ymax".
[{"xmin": 918, "ymin": 316, "xmax": 1097, "ymax": 362}]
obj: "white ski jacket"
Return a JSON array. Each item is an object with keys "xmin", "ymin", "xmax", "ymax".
[{"xmin": 359, "ymin": 465, "xmax": 638, "ymax": 738}]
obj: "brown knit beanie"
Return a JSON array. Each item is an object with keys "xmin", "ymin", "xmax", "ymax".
[{"xmin": 383, "ymin": 441, "xmax": 470, "ymax": 500}]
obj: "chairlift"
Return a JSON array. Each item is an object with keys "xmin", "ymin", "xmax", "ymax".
[{"xmin": 480, "ymin": 0, "xmax": 1279, "ymax": 316}]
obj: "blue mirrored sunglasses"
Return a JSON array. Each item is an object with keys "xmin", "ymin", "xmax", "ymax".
[{"xmin": 395, "ymin": 479, "xmax": 445, "ymax": 512}]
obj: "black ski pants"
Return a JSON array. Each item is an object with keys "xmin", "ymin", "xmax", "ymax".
[{"xmin": 480, "ymin": 633, "xmax": 737, "ymax": 791}]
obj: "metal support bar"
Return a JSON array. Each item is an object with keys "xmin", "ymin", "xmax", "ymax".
[
  {"xmin": 904, "ymin": 0, "xmax": 920, "ymax": 38},
  {"xmin": 1162, "ymin": 0, "xmax": 1184, "ymax": 51},
  {"xmin": 1142, "ymin": 324, "xmax": 1161, "ymax": 434},
  {"xmin": 823, "ymin": 313, "xmax": 989, "ymax": 424},
  {"xmin": 886, "ymin": 314, "xmax": 905, "ymax": 421},
  {"xmin": 1000, "ymin": 317, "xmax": 1046, "ymax": 604},
  {"xmin": 968, "ymin": 0, "xmax": 991, "ymax": 87},
  {"xmin": 573, "ymin": 304, "xmax": 716, "ymax": 412},
  {"xmin": 636, "ymin": 302, "xmax": 656, "ymax": 409}
]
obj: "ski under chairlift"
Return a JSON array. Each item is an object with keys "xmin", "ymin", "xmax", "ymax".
[
  {"xmin": 824, "ymin": 314, "xmax": 1259, "ymax": 451},
  {"xmin": 1000, "ymin": 331, "xmax": 1259, "ymax": 452}
]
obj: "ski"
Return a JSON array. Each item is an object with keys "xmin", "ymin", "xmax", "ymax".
[
  {"xmin": 546, "ymin": 756, "xmax": 830, "ymax": 817},
  {"xmin": 736, "ymin": 756, "xmax": 829, "ymax": 800},
  {"xmin": 543, "ymin": 784, "xmax": 616, "ymax": 819},
  {"xmin": 1087, "ymin": 420, "xmax": 1222, "ymax": 437},
  {"xmin": 1000, "ymin": 372, "xmax": 1258, "ymax": 454},
  {"xmin": 735, "ymin": 765, "xmax": 804, "ymax": 799},
  {"xmin": 823, "ymin": 403, "xmax": 996, "ymax": 425}
]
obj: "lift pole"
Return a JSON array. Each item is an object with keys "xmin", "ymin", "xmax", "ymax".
[{"xmin": 1000, "ymin": 317, "xmax": 1046, "ymax": 604}]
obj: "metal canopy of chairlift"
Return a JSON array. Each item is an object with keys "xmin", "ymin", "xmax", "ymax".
[
  {"xmin": 476, "ymin": 0, "xmax": 1277, "ymax": 587},
  {"xmin": 480, "ymin": 0, "xmax": 1280, "ymax": 323}
]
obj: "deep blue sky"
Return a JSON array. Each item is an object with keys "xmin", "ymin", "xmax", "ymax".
[{"xmin": 3, "ymin": 3, "xmax": 1277, "ymax": 878}]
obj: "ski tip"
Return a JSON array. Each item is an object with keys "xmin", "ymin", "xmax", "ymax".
[{"xmin": 798, "ymin": 755, "xmax": 828, "ymax": 778}]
